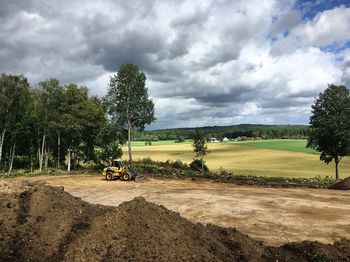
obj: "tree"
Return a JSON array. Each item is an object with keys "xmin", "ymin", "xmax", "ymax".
[
  {"xmin": 45, "ymin": 80, "xmax": 65, "ymax": 168},
  {"xmin": 307, "ymin": 84, "xmax": 350, "ymax": 180},
  {"xmin": 96, "ymin": 122, "xmax": 124, "ymax": 165},
  {"xmin": 104, "ymin": 64, "xmax": 156, "ymax": 162},
  {"xmin": 34, "ymin": 79, "xmax": 64, "ymax": 171},
  {"xmin": 0, "ymin": 74, "xmax": 30, "ymax": 173},
  {"xmin": 192, "ymin": 129, "xmax": 208, "ymax": 173},
  {"xmin": 61, "ymin": 84, "xmax": 90, "ymax": 171},
  {"xmin": 79, "ymin": 96, "xmax": 107, "ymax": 163}
]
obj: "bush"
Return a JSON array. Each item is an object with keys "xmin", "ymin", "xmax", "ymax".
[
  {"xmin": 175, "ymin": 136, "xmax": 185, "ymax": 143},
  {"xmin": 140, "ymin": 157, "xmax": 155, "ymax": 165},
  {"xmin": 172, "ymin": 160, "xmax": 188, "ymax": 169},
  {"xmin": 145, "ymin": 140, "xmax": 152, "ymax": 145},
  {"xmin": 190, "ymin": 159, "xmax": 208, "ymax": 172},
  {"xmin": 218, "ymin": 167, "xmax": 229, "ymax": 176}
]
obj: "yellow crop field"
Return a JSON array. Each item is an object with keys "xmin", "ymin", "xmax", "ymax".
[{"xmin": 124, "ymin": 141, "xmax": 350, "ymax": 179}]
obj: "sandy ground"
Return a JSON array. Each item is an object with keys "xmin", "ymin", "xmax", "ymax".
[{"xmin": 14, "ymin": 174, "xmax": 350, "ymax": 246}]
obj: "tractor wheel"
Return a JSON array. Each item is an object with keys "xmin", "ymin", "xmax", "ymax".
[
  {"xmin": 105, "ymin": 172, "xmax": 114, "ymax": 181},
  {"xmin": 122, "ymin": 172, "xmax": 131, "ymax": 181}
]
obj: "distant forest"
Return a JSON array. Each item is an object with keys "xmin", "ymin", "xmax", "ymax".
[{"xmin": 133, "ymin": 124, "xmax": 309, "ymax": 141}]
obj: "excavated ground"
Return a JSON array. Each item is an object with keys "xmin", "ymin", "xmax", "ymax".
[
  {"xmin": 13, "ymin": 174, "xmax": 350, "ymax": 247},
  {"xmin": 330, "ymin": 177, "xmax": 350, "ymax": 190},
  {"xmin": 0, "ymin": 180, "xmax": 350, "ymax": 261}
]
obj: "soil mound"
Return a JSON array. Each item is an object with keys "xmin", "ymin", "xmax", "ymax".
[
  {"xmin": 1, "ymin": 180, "xmax": 349, "ymax": 261},
  {"xmin": 329, "ymin": 177, "xmax": 350, "ymax": 190}
]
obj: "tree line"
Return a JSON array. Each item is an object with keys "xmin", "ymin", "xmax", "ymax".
[
  {"xmin": 133, "ymin": 124, "xmax": 309, "ymax": 141},
  {"xmin": 0, "ymin": 75, "xmax": 119, "ymax": 174},
  {"xmin": 0, "ymin": 64, "xmax": 155, "ymax": 174}
]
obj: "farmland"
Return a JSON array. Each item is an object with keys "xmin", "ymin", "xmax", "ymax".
[{"xmin": 126, "ymin": 139, "xmax": 350, "ymax": 178}]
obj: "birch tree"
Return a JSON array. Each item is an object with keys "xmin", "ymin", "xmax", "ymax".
[
  {"xmin": 35, "ymin": 79, "xmax": 62, "ymax": 171},
  {"xmin": 104, "ymin": 64, "xmax": 155, "ymax": 162},
  {"xmin": 0, "ymin": 74, "xmax": 30, "ymax": 168}
]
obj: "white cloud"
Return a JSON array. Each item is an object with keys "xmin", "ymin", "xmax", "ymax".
[
  {"xmin": 294, "ymin": 6, "xmax": 350, "ymax": 46},
  {"xmin": 271, "ymin": 6, "xmax": 350, "ymax": 54},
  {"xmin": 240, "ymin": 102, "xmax": 261, "ymax": 116}
]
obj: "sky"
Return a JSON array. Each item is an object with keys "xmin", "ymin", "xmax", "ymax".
[{"xmin": 1, "ymin": 0, "xmax": 350, "ymax": 129}]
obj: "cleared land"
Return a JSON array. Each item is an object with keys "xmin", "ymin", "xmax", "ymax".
[
  {"xmin": 15, "ymin": 174, "xmax": 350, "ymax": 247},
  {"xmin": 126, "ymin": 139, "xmax": 350, "ymax": 178}
]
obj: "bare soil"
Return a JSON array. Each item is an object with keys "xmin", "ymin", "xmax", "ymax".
[
  {"xmin": 12, "ymin": 174, "xmax": 350, "ymax": 247},
  {"xmin": 1, "ymin": 180, "xmax": 349, "ymax": 261}
]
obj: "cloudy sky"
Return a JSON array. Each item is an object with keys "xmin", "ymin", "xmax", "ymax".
[{"xmin": 1, "ymin": 0, "xmax": 350, "ymax": 129}]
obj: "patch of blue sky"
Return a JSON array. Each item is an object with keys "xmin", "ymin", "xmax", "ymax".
[
  {"xmin": 295, "ymin": 0, "xmax": 350, "ymax": 20},
  {"xmin": 320, "ymin": 41, "xmax": 350, "ymax": 56}
]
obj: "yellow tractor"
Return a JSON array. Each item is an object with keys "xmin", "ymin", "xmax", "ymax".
[{"xmin": 102, "ymin": 159, "xmax": 137, "ymax": 181}]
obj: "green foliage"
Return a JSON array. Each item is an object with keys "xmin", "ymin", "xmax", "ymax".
[
  {"xmin": 96, "ymin": 141, "xmax": 123, "ymax": 164},
  {"xmin": 218, "ymin": 166, "xmax": 229, "ymax": 176},
  {"xmin": 0, "ymin": 74, "xmax": 117, "ymax": 172},
  {"xmin": 145, "ymin": 140, "xmax": 152, "ymax": 145},
  {"xmin": 132, "ymin": 124, "xmax": 309, "ymax": 141},
  {"xmin": 192, "ymin": 129, "xmax": 209, "ymax": 172},
  {"xmin": 104, "ymin": 64, "xmax": 155, "ymax": 129},
  {"xmin": 172, "ymin": 159, "xmax": 187, "ymax": 169},
  {"xmin": 190, "ymin": 159, "xmax": 209, "ymax": 172},
  {"xmin": 0, "ymin": 74, "xmax": 31, "ymax": 173},
  {"xmin": 104, "ymin": 64, "xmax": 156, "ymax": 161},
  {"xmin": 307, "ymin": 84, "xmax": 350, "ymax": 179},
  {"xmin": 175, "ymin": 135, "xmax": 185, "ymax": 143},
  {"xmin": 192, "ymin": 129, "xmax": 208, "ymax": 158},
  {"xmin": 0, "ymin": 74, "xmax": 31, "ymax": 131}
]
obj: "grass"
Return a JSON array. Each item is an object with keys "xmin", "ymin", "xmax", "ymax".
[
  {"xmin": 124, "ymin": 140, "xmax": 350, "ymax": 179},
  {"xmin": 229, "ymin": 139, "xmax": 317, "ymax": 154}
]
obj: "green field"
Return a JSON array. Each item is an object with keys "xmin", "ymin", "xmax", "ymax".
[
  {"xmin": 124, "ymin": 139, "xmax": 350, "ymax": 179},
  {"xmin": 229, "ymin": 139, "xmax": 317, "ymax": 154}
]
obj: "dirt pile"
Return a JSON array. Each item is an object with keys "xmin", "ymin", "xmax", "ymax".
[
  {"xmin": 329, "ymin": 177, "xmax": 350, "ymax": 190},
  {"xmin": 1, "ymin": 180, "xmax": 349, "ymax": 261}
]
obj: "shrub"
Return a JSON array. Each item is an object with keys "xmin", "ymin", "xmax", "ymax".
[
  {"xmin": 172, "ymin": 160, "xmax": 188, "ymax": 169},
  {"xmin": 218, "ymin": 167, "xmax": 229, "ymax": 176},
  {"xmin": 190, "ymin": 159, "xmax": 208, "ymax": 172},
  {"xmin": 140, "ymin": 157, "xmax": 155, "ymax": 165}
]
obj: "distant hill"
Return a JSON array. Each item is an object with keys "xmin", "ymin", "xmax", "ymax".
[{"xmin": 133, "ymin": 124, "xmax": 309, "ymax": 141}]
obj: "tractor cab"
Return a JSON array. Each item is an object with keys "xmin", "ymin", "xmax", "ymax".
[
  {"xmin": 112, "ymin": 159, "xmax": 125, "ymax": 170},
  {"xmin": 102, "ymin": 158, "xmax": 137, "ymax": 181}
]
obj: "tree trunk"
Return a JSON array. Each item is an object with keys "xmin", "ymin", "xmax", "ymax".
[
  {"xmin": 335, "ymin": 159, "xmax": 339, "ymax": 180},
  {"xmin": 30, "ymin": 154, "xmax": 33, "ymax": 173},
  {"xmin": 201, "ymin": 157, "xmax": 204, "ymax": 174},
  {"xmin": 67, "ymin": 148, "xmax": 71, "ymax": 172},
  {"xmin": 127, "ymin": 120, "xmax": 132, "ymax": 163},
  {"xmin": 39, "ymin": 133, "xmax": 46, "ymax": 171},
  {"xmin": 57, "ymin": 131, "xmax": 61, "ymax": 167},
  {"xmin": 37, "ymin": 140, "xmax": 41, "ymax": 163},
  {"xmin": 8, "ymin": 142, "xmax": 16, "ymax": 175},
  {"xmin": 0, "ymin": 128, "xmax": 6, "ymax": 162},
  {"xmin": 44, "ymin": 146, "xmax": 49, "ymax": 169}
]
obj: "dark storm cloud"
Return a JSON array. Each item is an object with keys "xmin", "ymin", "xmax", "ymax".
[
  {"xmin": 193, "ymin": 86, "xmax": 260, "ymax": 106},
  {"xmin": 88, "ymin": 29, "xmax": 166, "ymax": 73},
  {"xmin": 0, "ymin": 0, "xmax": 36, "ymax": 17}
]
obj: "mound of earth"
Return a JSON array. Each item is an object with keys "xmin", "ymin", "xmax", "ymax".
[
  {"xmin": 0, "ymin": 180, "xmax": 349, "ymax": 261},
  {"xmin": 329, "ymin": 177, "xmax": 350, "ymax": 190}
]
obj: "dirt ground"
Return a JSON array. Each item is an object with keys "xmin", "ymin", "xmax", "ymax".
[
  {"xmin": 3, "ymin": 180, "xmax": 349, "ymax": 261},
  {"xmin": 15, "ymin": 174, "xmax": 350, "ymax": 247}
]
